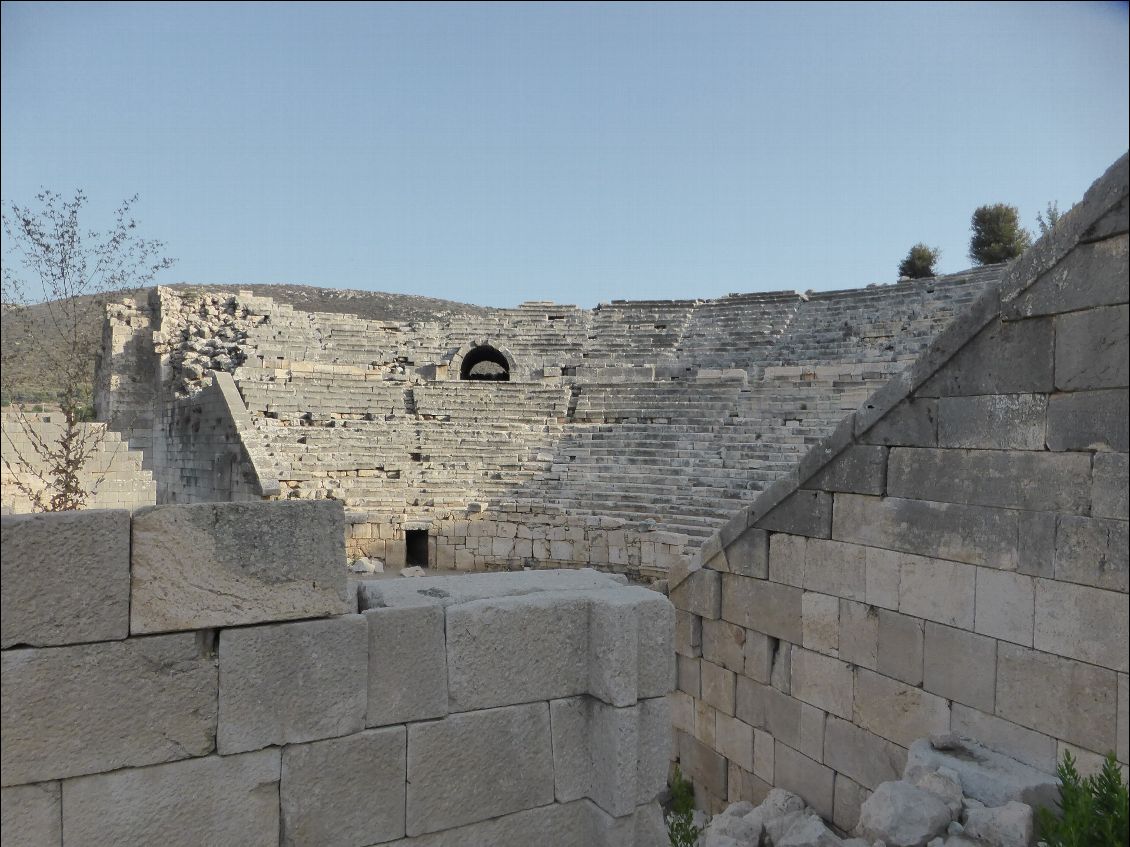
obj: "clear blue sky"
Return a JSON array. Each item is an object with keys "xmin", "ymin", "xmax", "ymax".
[{"xmin": 2, "ymin": 2, "xmax": 1127, "ymax": 308}]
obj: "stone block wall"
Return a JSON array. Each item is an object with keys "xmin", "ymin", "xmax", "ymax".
[
  {"xmin": 1, "ymin": 501, "xmax": 673, "ymax": 846},
  {"xmin": 668, "ymin": 155, "xmax": 1129, "ymax": 828}
]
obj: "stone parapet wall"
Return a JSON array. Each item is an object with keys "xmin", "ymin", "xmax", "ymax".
[
  {"xmin": 0, "ymin": 500, "xmax": 673, "ymax": 846},
  {"xmin": 667, "ymin": 155, "xmax": 1129, "ymax": 827}
]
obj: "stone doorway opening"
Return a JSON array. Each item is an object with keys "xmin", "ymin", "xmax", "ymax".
[
  {"xmin": 460, "ymin": 344, "xmax": 511, "ymax": 381},
  {"xmin": 405, "ymin": 529, "xmax": 429, "ymax": 567}
]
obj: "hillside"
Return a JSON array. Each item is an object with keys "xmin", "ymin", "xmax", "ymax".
[{"xmin": 0, "ymin": 283, "xmax": 496, "ymax": 406}]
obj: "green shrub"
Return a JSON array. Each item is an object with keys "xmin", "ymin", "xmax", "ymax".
[
  {"xmin": 1037, "ymin": 750, "xmax": 1129, "ymax": 847},
  {"xmin": 666, "ymin": 766, "xmax": 701, "ymax": 847}
]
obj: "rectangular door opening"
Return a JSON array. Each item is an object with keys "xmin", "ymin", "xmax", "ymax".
[{"xmin": 405, "ymin": 529, "xmax": 429, "ymax": 567}]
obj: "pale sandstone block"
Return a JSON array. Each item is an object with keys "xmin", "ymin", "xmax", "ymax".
[
  {"xmin": 281, "ymin": 727, "xmax": 406, "ymax": 847},
  {"xmin": 550, "ymin": 696, "xmax": 639, "ymax": 817},
  {"xmin": 923, "ymin": 622, "xmax": 996, "ymax": 712},
  {"xmin": 695, "ymin": 699, "xmax": 718, "ymax": 747},
  {"xmin": 446, "ymin": 592, "xmax": 590, "ymax": 710},
  {"xmin": 677, "ymin": 655, "xmax": 701, "ymax": 697},
  {"xmin": 839, "ymin": 600, "xmax": 879, "ymax": 670},
  {"xmin": 634, "ymin": 589, "xmax": 676, "ymax": 699},
  {"xmin": 637, "ymin": 697, "xmax": 672, "ymax": 804},
  {"xmin": 801, "ymin": 592, "xmax": 840, "ymax": 654},
  {"xmin": 702, "ymin": 618, "xmax": 747, "ymax": 673},
  {"xmin": 877, "ymin": 609, "xmax": 924, "ymax": 686},
  {"xmin": 61, "ymin": 750, "xmax": 280, "ymax": 847},
  {"xmin": 803, "ymin": 539, "xmax": 867, "ymax": 601},
  {"xmin": 754, "ymin": 728, "xmax": 775, "ymax": 782},
  {"xmin": 1, "ymin": 634, "xmax": 216, "ymax": 786},
  {"xmin": 670, "ymin": 568, "xmax": 721, "ymax": 619},
  {"xmin": 131, "ymin": 500, "xmax": 351, "ymax": 633},
  {"xmin": 366, "ymin": 605, "xmax": 447, "ymax": 726},
  {"xmin": 833, "ymin": 772, "xmax": 870, "ymax": 834},
  {"xmin": 675, "ymin": 609, "xmax": 702, "ymax": 658},
  {"xmin": 721, "ymin": 574, "xmax": 802, "ymax": 643},
  {"xmin": 1054, "ymin": 515, "xmax": 1129, "ymax": 592},
  {"xmin": 975, "ymin": 568, "xmax": 1035, "ymax": 646},
  {"xmin": 1034, "ymin": 579, "xmax": 1129, "ymax": 672},
  {"xmin": 769, "ymin": 533, "xmax": 807, "ymax": 587},
  {"xmin": 950, "ymin": 704, "xmax": 1058, "ymax": 772},
  {"xmin": 799, "ymin": 701, "xmax": 827, "ymax": 761},
  {"xmin": 382, "ymin": 802, "xmax": 587, "ymax": 847},
  {"xmin": 0, "ymin": 782, "xmax": 60, "ymax": 847},
  {"xmin": 406, "ymin": 703, "xmax": 554, "ymax": 835},
  {"xmin": 218, "ymin": 615, "xmax": 367, "ymax": 754},
  {"xmin": 997, "ymin": 642, "xmax": 1118, "ymax": 752},
  {"xmin": 1093, "ymin": 452, "xmax": 1129, "ymax": 520},
  {"xmin": 1, "ymin": 510, "xmax": 130, "ymax": 648},
  {"xmin": 898, "ymin": 555, "xmax": 976, "ymax": 629},
  {"xmin": 701, "ymin": 660, "xmax": 736, "ymax": 716},
  {"xmin": 823, "ymin": 715, "xmax": 907, "ymax": 790},
  {"xmin": 670, "ymin": 690, "xmax": 695, "ymax": 735},
  {"xmin": 774, "ymin": 742, "xmax": 835, "ymax": 821},
  {"xmin": 744, "ymin": 629, "xmax": 775, "ymax": 683},
  {"xmin": 715, "ymin": 712, "xmax": 755, "ymax": 771},
  {"xmin": 854, "ymin": 668, "xmax": 950, "ymax": 747},
  {"xmin": 791, "ymin": 647, "xmax": 853, "ymax": 720},
  {"xmin": 865, "ymin": 547, "xmax": 902, "ymax": 610}
]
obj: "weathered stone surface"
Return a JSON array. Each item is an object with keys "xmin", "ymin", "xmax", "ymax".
[
  {"xmin": 949, "ymin": 705, "xmax": 1057, "ymax": 773},
  {"xmin": 755, "ymin": 490, "xmax": 832, "ymax": 538},
  {"xmin": 637, "ymin": 696, "xmax": 671, "ymax": 804},
  {"xmin": 721, "ymin": 574, "xmax": 802, "ymax": 643},
  {"xmin": 774, "ymin": 742, "xmax": 835, "ymax": 821},
  {"xmin": 383, "ymin": 801, "xmax": 587, "ymax": 847},
  {"xmin": 963, "ymin": 802, "xmax": 1033, "ymax": 847},
  {"xmin": 1093, "ymin": 452, "xmax": 1129, "ymax": 520},
  {"xmin": 675, "ymin": 609, "xmax": 702, "ymax": 657},
  {"xmin": 854, "ymin": 668, "xmax": 950, "ymax": 748},
  {"xmin": 703, "ymin": 619, "xmax": 748, "ymax": 673},
  {"xmin": 916, "ymin": 317, "xmax": 1054, "ymax": 397},
  {"xmin": 974, "ymin": 569, "xmax": 1034, "ymax": 646},
  {"xmin": 1055, "ymin": 304, "xmax": 1129, "ymax": 390},
  {"xmin": 634, "ymin": 589, "xmax": 676, "ymax": 699},
  {"xmin": 923, "ymin": 623, "xmax": 996, "ymax": 713},
  {"xmin": 833, "ymin": 494, "xmax": 1019, "ymax": 570},
  {"xmin": 701, "ymin": 660, "xmax": 736, "ymax": 716},
  {"xmin": 678, "ymin": 730, "xmax": 728, "ymax": 799},
  {"xmin": 769, "ymin": 533, "xmax": 807, "ymax": 587},
  {"xmin": 801, "ymin": 591, "xmax": 839, "ymax": 654},
  {"xmin": 61, "ymin": 749, "xmax": 280, "ymax": 847},
  {"xmin": 803, "ymin": 539, "xmax": 866, "ymax": 601},
  {"xmin": 281, "ymin": 727, "xmax": 406, "ymax": 847},
  {"xmin": 1033, "ymin": 579, "xmax": 1129, "ymax": 672},
  {"xmin": 997, "ymin": 642, "xmax": 1118, "ymax": 754},
  {"xmin": 358, "ymin": 568, "xmax": 625, "ymax": 609},
  {"xmin": 858, "ymin": 781, "xmax": 950, "ymax": 847},
  {"xmin": 839, "ymin": 600, "xmax": 879, "ymax": 670},
  {"xmin": 904, "ymin": 737, "xmax": 1058, "ymax": 810},
  {"xmin": 1, "ymin": 634, "xmax": 216, "ymax": 786},
  {"xmin": 218, "ymin": 615, "xmax": 367, "ymax": 754},
  {"xmin": 1046, "ymin": 388, "xmax": 1129, "ymax": 452},
  {"xmin": 550, "ymin": 696, "xmax": 645, "ymax": 817},
  {"xmin": 859, "ymin": 398, "xmax": 937, "ymax": 447},
  {"xmin": 1018, "ymin": 511, "xmax": 1056, "ymax": 578},
  {"xmin": 0, "ymin": 782, "xmax": 60, "ymax": 846},
  {"xmin": 824, "ymin": 716, "xmax": 907, "ymax": 791},
  {"xmin": 131, "ymin": 500, "xmax": 350, "ymax": 633},
  {"xmin": 725, "ymin": 528, "xmax": 769, "ymax": 579},
  {"xmin": 406, "ymin": 702, "xmax": 553, "ymax": 835},
  {"xmin": 897, "ymin": 555, "xmax": 975, "ymax": 630},
  {"xmin": 367, "ymin": 604, "xmax": 447, "ymax": 726},
  {"xmin": 671, "ymin": 568, "xmax": 722, "ymax": 619},
  {"xmin": 776, "ymin": 813, "xmax": 842, "ymax": 847},
  {"xmin": 1, "ymin": 510, "xmax": 131, "ymax": 649},
  {"xmin": 1054, "ymin": 515, "xmax": 1129, "ymax": 592},
  {"xmin": 936, "ymin": 394, "xmax": 1047, "ymax": 450},
  {"xmin": 1120, "ymin": 674, "xmax": 1129, "ymax": 766},
  {"xmin": 887, "ymin": 448, "xmax": 1091, "ymax": 513},
  {"xmin": 1006, "ymin": 233, "xmax": 1129, "ymax": 318},
  {"xmin": 878, "ymin": 610, "xmax": 924, "ymax": 687},
  {"xmin": 833, "ymin": 773, "xmax": 869, "ymax": 834},
  {"xmin": 446, "ymin": 592, "xmax": 589, "ymax": 710},
  {"xmin": 715, "ymin": 712, "xmax": 754, "ymax": 772},
  {"xmin": 806, "ymin": 445, "xmax": 888, "ymax": 495},
  {"xmin": 791, "ymin": 648, "xmax": 853, "ymax": 719}
]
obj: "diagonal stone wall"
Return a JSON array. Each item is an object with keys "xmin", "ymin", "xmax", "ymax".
[
  {"xmin": 0, "ymin": 500, "xmax": 674, "ymax": 846},
  {"xmin": 667, "ymin": 153, "xmax": 1129, "ymax": 825}
]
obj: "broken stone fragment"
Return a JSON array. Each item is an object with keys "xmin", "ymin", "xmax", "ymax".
[
  {"xmin": 962, "ymin": 802, "xmax": 1033, "ymax": 847},
  {"xmin": 858, "ymin": 781, "xmax": 951, "ymax": 847}
]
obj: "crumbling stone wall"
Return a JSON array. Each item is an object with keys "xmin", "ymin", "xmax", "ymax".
[
  {"xmin": 668, "ymin": 155, "xmax": 1129, "ymax": 827},
  {"xmin": 0, "ymin": 500, "xmax": 674, "ymax": 846}
]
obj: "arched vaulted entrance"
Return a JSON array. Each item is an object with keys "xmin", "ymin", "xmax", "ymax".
[{"xmin": 446, "ymin": 341, "xmax": 517, "ymax": 381}]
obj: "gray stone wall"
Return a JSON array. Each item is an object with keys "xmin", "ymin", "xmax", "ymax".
[
  {"xmin": 0, "ymin": 501, "xmax": 673, "ymax": 846},
  {"xmin": 668, "ymin": 154, "xmax": 1129, "ymax": 828}
]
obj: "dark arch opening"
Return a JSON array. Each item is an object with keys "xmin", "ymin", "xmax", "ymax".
[{"xmin": 460, "ymin": 345, "xmax": 511, "ymax": 381}]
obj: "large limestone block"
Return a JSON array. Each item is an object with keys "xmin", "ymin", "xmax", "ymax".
[
  {"xmin": 61, "ymin": 749, "xmax": 280, "ymax": 847},
  {"xmin": 1, "ymin": 509, "xmax": 130, "ymax": 648},
  {"xmin": 923, "ymin": 623, "xmax": 996, "ymax": 713},
  {"xmin": 637, "ymin": 696, "xmax": 672, "ymax": 804},
  {"xmin": 858, "ymin": 781, "xmax": 950, "ymax": 847},
  {"xmin": 950, "ymin": 705, "xmax": 1057, "ymax": 773},
  {"xmin": 446, "ymin": 592, "xmax": 589, "ymax": 711},
  {"xmin": 721, "ymin": 574, "xmax": 802, "ymax": 643},
  {"xmin": 406, "ymin": 702, "xmax": 554, "ymax": 835},
  {"xmin": 131, "ymin": 500, "xmax": 351, "ymax": 633},
  {"xmin": 853, "ymin": 668, "xmax": 950, "ymax": 748},
  {"xmin": 551, "ymin": 696, "xmax": 639, "ymax": 816},
  {"xmin": 823, "ymin": 716, "xmax": 906, "ymax": 791},
  {"xmin": 0, "ymin": 782, "xmax": 60, "ymax": 846},
  {"xmin": 904, "ymin": 736, "xmax": 1058, "ymax": 810},
  {"xmin": 366, "ymin": 605, "xmax": 447, "ymax": 726},
  {"xmin": 358, "ymin": 567, "xmax": 624, "ymax": 610},
  {"xmin": 1, "ymin": 634, "xmax": 217, "ymax": 786},
  {"xmin": 218, "ymin": 615, "xmax": 367, "ymax": 754},
  {"xmin": 1034, "ymin": 579, "xmax": 1129, "ymax": 672},
  {"xmin": 773, "ymin": 742, "xmax": 835, "ymax": 821},
  {"xmin": 281, "ymin": 727, "xmax": 406, "ymax": 847},
  {"xmin": 791, "ymin": 648, "xmax": 853, "ymax": 720},
  {"xmin": 382, "ymin": 802, "xmax": 588, "ymax": 847}
]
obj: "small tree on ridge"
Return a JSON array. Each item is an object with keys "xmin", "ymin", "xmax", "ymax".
[
  {"xmin": 898, "ymin": 243, "xmax": 941, "ymax": 279},
  {"xmin": 969, "ymin": 203, "xmax": 1031, "ymax": 265}
]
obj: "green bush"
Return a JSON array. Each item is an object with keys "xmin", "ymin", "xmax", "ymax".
[
  {"xmin": 666, "ymin": 766, "xmax": 701, "ymax": 847},
  {"xmin": 1037, "ymin": 750, "xmax": 1129, "ymax": 847},
  {"xmin": 898, "ymin": 243, "xmax": 941, "ymax": 279}
]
